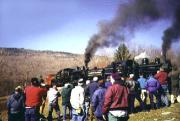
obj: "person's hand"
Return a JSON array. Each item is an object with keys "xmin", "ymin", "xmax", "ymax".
[
  {"xmin": 76, "ymin": 108, "xmax": 81, "ymax": 114},
  {"xmin": 102, "ymin": 114, "xmax": 107, "ymax": 121}
]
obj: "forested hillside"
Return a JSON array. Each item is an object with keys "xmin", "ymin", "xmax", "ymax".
[{"xmin": 0, "ymin": 48, "xmax": 112, "ymax": 96}]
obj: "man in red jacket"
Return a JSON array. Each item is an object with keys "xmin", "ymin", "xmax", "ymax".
[
  {"xmin": 24, "ymin": 77, "xmax": 47, "ymax": 121},
  {"xmin": 102, "ymin": 73, "xmax": 129, "ymax": 121}
]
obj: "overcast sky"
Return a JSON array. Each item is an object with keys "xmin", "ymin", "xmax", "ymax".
[{"xmin": 0, "ymin": 0, "xmax": 173, "ymax": 54}]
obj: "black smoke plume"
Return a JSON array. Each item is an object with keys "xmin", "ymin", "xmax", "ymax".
[
  {"xmin": 84, "ymin": 0, "xmax": 180, "ymax": 66},
  {"xmin": 162, "ymin": 7, "xmax": 180, "ymax": 59}
]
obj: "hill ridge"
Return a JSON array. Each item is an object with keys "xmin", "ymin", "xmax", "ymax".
[{"xmin": 0, "ymin": 47, "xmax": 79, "ymax": 56}]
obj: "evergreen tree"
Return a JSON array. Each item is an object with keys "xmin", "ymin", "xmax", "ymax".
[{"xmin": 114, "ymin": 43, "xmax": 131, "ymax": 61}]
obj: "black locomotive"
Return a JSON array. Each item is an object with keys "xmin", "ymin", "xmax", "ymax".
[
  {"xmin": 102, "ymin": 57, "xmax": 171, "ymax": 79},
  {"xmin": 54, "ymin": 57, "xmax": 171, "ymax": 86}
]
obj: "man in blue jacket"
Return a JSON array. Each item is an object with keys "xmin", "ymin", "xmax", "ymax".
[
  {"xmin": 91, "ymin": 79, "xmax": 106, "ymax": 121},
  {"xmin": 7, "ymin": 86, "xmax": 25, "ymax": 121},
  {"xmin": 86, "ymin": 76, "xmax": 99, "ymax": 121},
  {"xmin": 137, "ymin": 73, "xmax": 147, "ymax": 105},
  {"xmin": 146, "ymin": 75, "xmax": 161, "ymax": 109},
  {"xmin": 126, "ymin": 74, "xmax": 145, "ymax": 113}
]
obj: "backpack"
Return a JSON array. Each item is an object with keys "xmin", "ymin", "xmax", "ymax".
[
  {"xmin": 127, "ymin": 80, "xmax": 141, "ymax": 93},
  {"xmin": 134, "ymin": 81, "xmax": 141, "ymax": 93}
]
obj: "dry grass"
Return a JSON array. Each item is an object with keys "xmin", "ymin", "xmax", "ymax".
[
  {"xmin": 1, "ymin": 96, "xmax": 180, "ymax": 121},
  {"xmin": 129, "ymin": 103, "xmax": 180, "ymax": 121}
]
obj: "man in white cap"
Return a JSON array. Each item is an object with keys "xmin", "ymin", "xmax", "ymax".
[
  {"xmin": 86, "ymin": 76, "xmax": 99, "ymax": 121},
  {"xmin": 87, "ymin": 77, "xmax": 99, "ymax": 101},
  {"xmin": 126, "ymin": 74, "xmax": 145, "ymax": 113},
  {"xmin": 7, "ymin": 86, "xmax": 24, "ymax": 121},
  {"xmin": 61, "ymin": 83, "xmax": 73, "ymax": 121},
  {"xmin": 47, "ymin": 81, "xmax": 61, "ymax": 121},
  {"xmin": 70, "ymin": 78, "xmax": 85, "ymax": 121}
]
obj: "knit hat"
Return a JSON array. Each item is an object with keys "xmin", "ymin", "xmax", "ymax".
[
  {"xmin": 31, "ymin": 77, "xmax": 40, "ymax": 86},
  {"xmin": 98, "ymin": 80, "xmax": 104, "ymax": 87},
  {"xmin": 129, "ymin": 74, "xmax": 134, "ymax": 78},
  {"xmin": 111, "ymin": 73, "xmax": 120, "ymax": 80},
  {"xmin": 64, "ymin": 83, "xmax": 69, "ymax": 88},
  {"xmin": 93, "ymin": 77, "xmax": 98, "ymax": 82},
  {"xmin": 15, "ymin": 86, "xmax": 22, "ymax": 91},
  {"xmin": 78, "ymin": 78, "xmax": 84, "ymax": 86},
  {"xmin": 160, "ymin": 67, "xmax": 164, "ymax": 71},
  {"xmin": 86, "ymin": 80, "xmax": 90, "ymax": 85}
]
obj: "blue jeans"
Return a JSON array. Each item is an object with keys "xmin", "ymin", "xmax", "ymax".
[
  {"xmin": 149, "ymin": 91, "xmax": 161, "ymax": 109},
  {"xmin": 25, "ymin": 107, "xmax": 40, "ymax": 121},
  {"xmin": 95, "ymin": 117, "xmax": 104, "ymax": 121},
  {"xmin": 62, "ymin": 104, "xmax": 72, "ymax": 120},
  {"xmin": 160, "ymin": 85, "xmax": 169, "ymax": 107},
  {"xmin": 128, "ymin": 93, "xmax": 145, "ymax": 113},
  {"xmin": 48, "ymin": 103, "xmax": 60, "ymax": 121},
  {"xmin": 8, "ymin": 112, "xmax": 24, "ymax": 121},
  {"xmin": 108, "ymin": 113, "xmax": 128, "ymax": 121},
  {"xmin": 84, "ymin": 101, "xmax": 90, "ymax": 121},
  {"xmin": 71, "ymin": 108, "xmax": 84, "ymax": 121}
]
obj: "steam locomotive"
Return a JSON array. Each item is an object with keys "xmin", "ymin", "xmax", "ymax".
[
  {"xmin": 102, "ymin": 57, "xmax": 172, "ymax": 79},
  {"xmin": 52, "ymin": 57, "xmax": 171, "ymax": 86},
  {"xmin": 54, "ymin": 66, "xmax": 88, "ymax": 86}
]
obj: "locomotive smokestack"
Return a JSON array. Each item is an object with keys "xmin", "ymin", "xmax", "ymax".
[
  {"xmin": 162, "ymin": 53, "xmax": 166, "ymax": 64},
  {"xmin": 85, "ymin": 62, "xmax": 88, "ymax": 68},
  {"xmin": 84, "ymin": 53, "xmax": 91, "ymax": 68},
  {"xmin": 85, "ymin": 61, "xmax": 88, "ymax": 68}
]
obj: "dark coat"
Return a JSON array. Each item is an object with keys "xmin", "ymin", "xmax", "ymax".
[
  {"xmin": 102, "ymin": 82, "xmax": 129, "ymax": 114},
  {"xmin": 126, "ymin": 79, "xmax": 141, "ymax": 94},
  {"xmin": 91, "ymin": 87, "xmax": 106, "ymax": 117},
  {"xmin": 61, "ymin": 85, "xmax": 73, "ymax": 105},
  {"xmin": 7, "ymin": 92, "xmax": 25, "ymax": 114},
  {"xmin": 86, "ymin": 82, "xmax": 99, "ymax": 102}
]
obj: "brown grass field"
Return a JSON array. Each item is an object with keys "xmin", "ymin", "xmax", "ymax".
[{"xmin": 1, "ymin": 96, "xmax": 180, "ymax": 121}]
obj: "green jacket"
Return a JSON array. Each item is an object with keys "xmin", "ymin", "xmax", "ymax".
[{"xmin": 61, "ymin": 85, "xmax": 73, "ymax": 105}]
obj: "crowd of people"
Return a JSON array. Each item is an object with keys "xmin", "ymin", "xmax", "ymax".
[{"xmin": 6, "ymin": 67, "xmax": 180, "ymax": 121}]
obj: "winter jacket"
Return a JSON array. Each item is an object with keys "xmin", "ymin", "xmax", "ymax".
[
  {"xmin": 86, "ymin": 82, "xmax": 99, "ymax": 102},
  {"xmin": 91, "ymin": 87, "xmax": 106, "ymax": 117},
  {"xmin": 105, "ymin": 81, "xmax": 112, "ymax": 89},
  {"xmin": 61, "ymin": 85, "xmax": 73, "ymax": 105},
  {"xmin": 70, "ymin": 85, "xmax": 85, "ymax": 109},
  {"xmin": 7, "ymin": 92, "xmax": 25, "ymax": 114},
  {"xmin": 102, "ymin": 82, "xmax": 129, "ymax": 114},
  {"xmin": 146, "ymin": 76, "xmax": 160, "ymax": 93},
  {"xmin": 137, "ymin": 76, "xmax": 147, "ymax": 89},
  {"xmin": 47, "ymin": 88, "xmax": 60, "ymax": 104},
  {"xmin": 84, "ymin": 84, "xmax": 90, "ymax": 102},
  {"xmin": 25, "ymin": 86, "xmax": 47, "ymax": 107},
  {"xmin": 155, "ymin": 71, "xmax": 168, "ymax": 85},
  {"xmin": 126, "ymin": 79, "xmax": 141, "ymax": 94}
]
